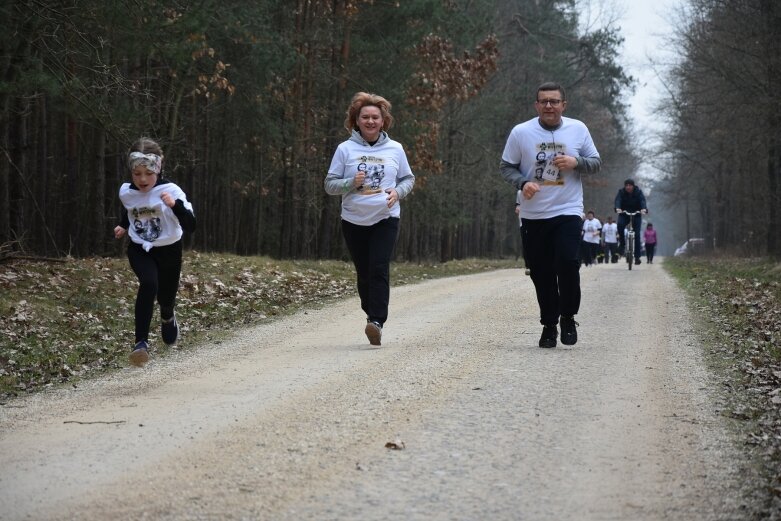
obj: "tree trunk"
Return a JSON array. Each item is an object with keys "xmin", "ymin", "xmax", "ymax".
[
  {"xmin": 10, "ymin": 97, "xmax": 29, "ymax": 251},
  {"xmin": 36, "ymin": 93, "xmax": 47, "ymax": 253},
  {"xmin": 91, "ymin": 126, "xmax": 106, "ymax": 254},
  {"xmin": 768, "ymin": 132, "xmax": 780, "ymax": 257},
  {"xmin": 319, "ymin": 0, "xmax": 353, "ymax": 258},
  {"xmin": 764, "ymin": 0, "xmax": 781, "ymax": 258},
  {"xmin": 0, "ymin": 97, "xmax": 10, "ymax": 247},
  {"xmin": 64, "ymin": 118, "xmax": 79, "ymax": 254}
]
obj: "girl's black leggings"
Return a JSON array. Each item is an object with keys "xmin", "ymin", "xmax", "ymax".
[{"xmin": 127, "ymin": 241, "xmax": 183, "ymax": 343}]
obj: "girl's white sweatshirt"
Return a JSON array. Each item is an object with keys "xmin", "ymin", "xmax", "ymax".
[{"xmin": 119, "ymin": 181, "xmax": 194, "ymax": 251}]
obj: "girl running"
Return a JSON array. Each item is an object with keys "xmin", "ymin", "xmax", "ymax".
[{"xmin": 114, "ymin": 137, "xmax": 196, "ymax": 366}]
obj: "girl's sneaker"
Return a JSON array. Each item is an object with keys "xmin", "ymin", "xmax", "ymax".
[
  {"xmin": 161, "ymin": 314, "xmax": 178, "ymax": 345},
  {"xmin": 129, "ymin": 341, "xmax": 149, "ymax": 367}
]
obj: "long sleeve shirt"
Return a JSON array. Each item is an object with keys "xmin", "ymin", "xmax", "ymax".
[
  {"xmin": 325, "ymin": 130, "xmax": 415, "ymax": 226},
  {"xmin": 500, "ymin": 116, "xmax": 601, "ymax": 220},
  {"xmin": 119, "ymin": 179, "xmax": 195, "ymax": 251}
]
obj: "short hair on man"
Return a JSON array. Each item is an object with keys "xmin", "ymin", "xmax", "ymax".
[{"xmin": 537, "ymin": 82, "xmax": 565, "ymax": 101}]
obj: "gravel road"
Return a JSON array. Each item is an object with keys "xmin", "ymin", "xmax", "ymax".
[{"xmin": 0, "ymin": 259, "xmax": 750, "ymax": 520}]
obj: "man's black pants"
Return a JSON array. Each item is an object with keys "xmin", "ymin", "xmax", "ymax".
[{"xmin": 521, "ymin": 215, "xmax": 582, "ymax": 326}]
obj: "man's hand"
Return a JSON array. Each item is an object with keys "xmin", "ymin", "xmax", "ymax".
[
  {"xmin": 522, "ymin": 182, "xmax": 541, "ymax": 200},
  {"xmin": 551, "ymin": 154, "xmax": 577, "ymax": 171}
]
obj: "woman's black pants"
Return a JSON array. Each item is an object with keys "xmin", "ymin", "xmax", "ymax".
[{"xmin": 341, "ymin": 217, "xmax": 399, "ymax": 326}]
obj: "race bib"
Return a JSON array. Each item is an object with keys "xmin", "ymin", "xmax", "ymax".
[{"xmin": 540, "ymin": 157, "xmax": 560, "ymax": 182}]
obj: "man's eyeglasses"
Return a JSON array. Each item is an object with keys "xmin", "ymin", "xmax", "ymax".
[{"xmin": 537, "ymin": 99, "xmax": 563, "ymax": 107}]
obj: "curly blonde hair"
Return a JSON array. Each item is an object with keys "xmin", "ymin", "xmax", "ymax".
[{"xmin": 343, "ymin": 92, "xmax": 394, "ymax": 134}]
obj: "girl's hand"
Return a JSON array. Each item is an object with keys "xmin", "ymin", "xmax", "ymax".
[
  {"xmin": 385, "ymin": 188, "xmax": 399, "ymax": 208},
  {"xmin": 161, "ymin": 192, "xmax": 175, "ymax": 208},
  {"xmin": 114, "ymin": 226, "xmax": 126, "ymax": 239}
]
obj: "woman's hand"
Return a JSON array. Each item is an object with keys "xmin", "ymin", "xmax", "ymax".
[
  {"xmin": 353, "ymin": 171, "xmax": 366, "ymax": 189},
  {"xmin": 114, "ymin": 226, "xmax": 126, "ymax": 239},
  {"xmin": 385, "ymin": 188, "xmax": 399, "ymax": 208}
]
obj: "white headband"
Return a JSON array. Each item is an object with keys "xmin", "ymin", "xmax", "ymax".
[{"xmin": 129, "ymin": 151, "xmax": 162, "ymax": 175}]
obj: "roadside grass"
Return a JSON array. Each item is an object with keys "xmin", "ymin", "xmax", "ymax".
[
  {"xmin": 665, "ymin": 255, "xmax": 781, "ymax": 510},
  {"xmin": 665, "ymin": 255, "xmax": 781, "ymax": 374},
  {"xmin": 0, "ymin": 252, "xmax": 517, "ymax": 398}
]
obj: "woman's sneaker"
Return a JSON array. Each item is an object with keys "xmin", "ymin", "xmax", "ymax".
[
  {"xmin": 129, "ymin": 341, "xmax": 149, "ymax": 367},
  {"xmin": 365, "ymin": 321, "xmax": 382, "ymax": 346},
  {"xmin": 161, "ymin": 314, "xmax": 179, "ymax": 345}
]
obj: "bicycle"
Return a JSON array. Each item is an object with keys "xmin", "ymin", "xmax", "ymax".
[{"xmin": 617, "ymin": 210, "xmax": 645, "ymax": 271}]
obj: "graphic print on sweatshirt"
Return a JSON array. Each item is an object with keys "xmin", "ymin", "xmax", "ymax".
[
  {"xmin": 533, "ymin": 141, "xmax": 566, "ymax": 185},
  {"xmin": 357, "ymin": 156, "xmax": 385, "ymax": 194},
  {"xmin": 131, "ymin": 205, "xmax": 164, "ymax": 243}
]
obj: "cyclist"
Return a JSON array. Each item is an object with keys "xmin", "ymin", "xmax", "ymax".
[{"xmin": 614, "ymin": 179, "xmax": 647, "ymax": 265}]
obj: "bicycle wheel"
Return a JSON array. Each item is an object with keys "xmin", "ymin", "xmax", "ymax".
[{"xmin": 627, "ymin": 232, "xmax": 634, "ymax": 270}]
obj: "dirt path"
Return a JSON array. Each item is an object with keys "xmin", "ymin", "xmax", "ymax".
[{"xmin": 0, "ymin": 259, "xmax": 747, "ymax": 520}]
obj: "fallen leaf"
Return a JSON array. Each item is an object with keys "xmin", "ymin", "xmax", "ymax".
[{"xmin": 385, "ymin": 439, "xmax": 405, "ymax": 450}]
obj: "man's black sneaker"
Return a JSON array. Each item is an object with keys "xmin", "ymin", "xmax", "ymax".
[
  {"xmin": 635, "ymin": 258, "xmax": 641, "ymax": 265},
  {"xmin": 538, "ymin": 325, "xmax": 557, "ymax": 348},
  {"xmin": 161, "ymin": 313, "xmax": 179, "ymax": 345},
  {"xmin": 560, "ymin": 316, "xmax": 579, "ymax": 345}
]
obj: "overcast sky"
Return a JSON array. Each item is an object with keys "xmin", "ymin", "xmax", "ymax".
[{"xmin": 613, "ymin": 0, "xmax": 679, "ymax": 137}]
